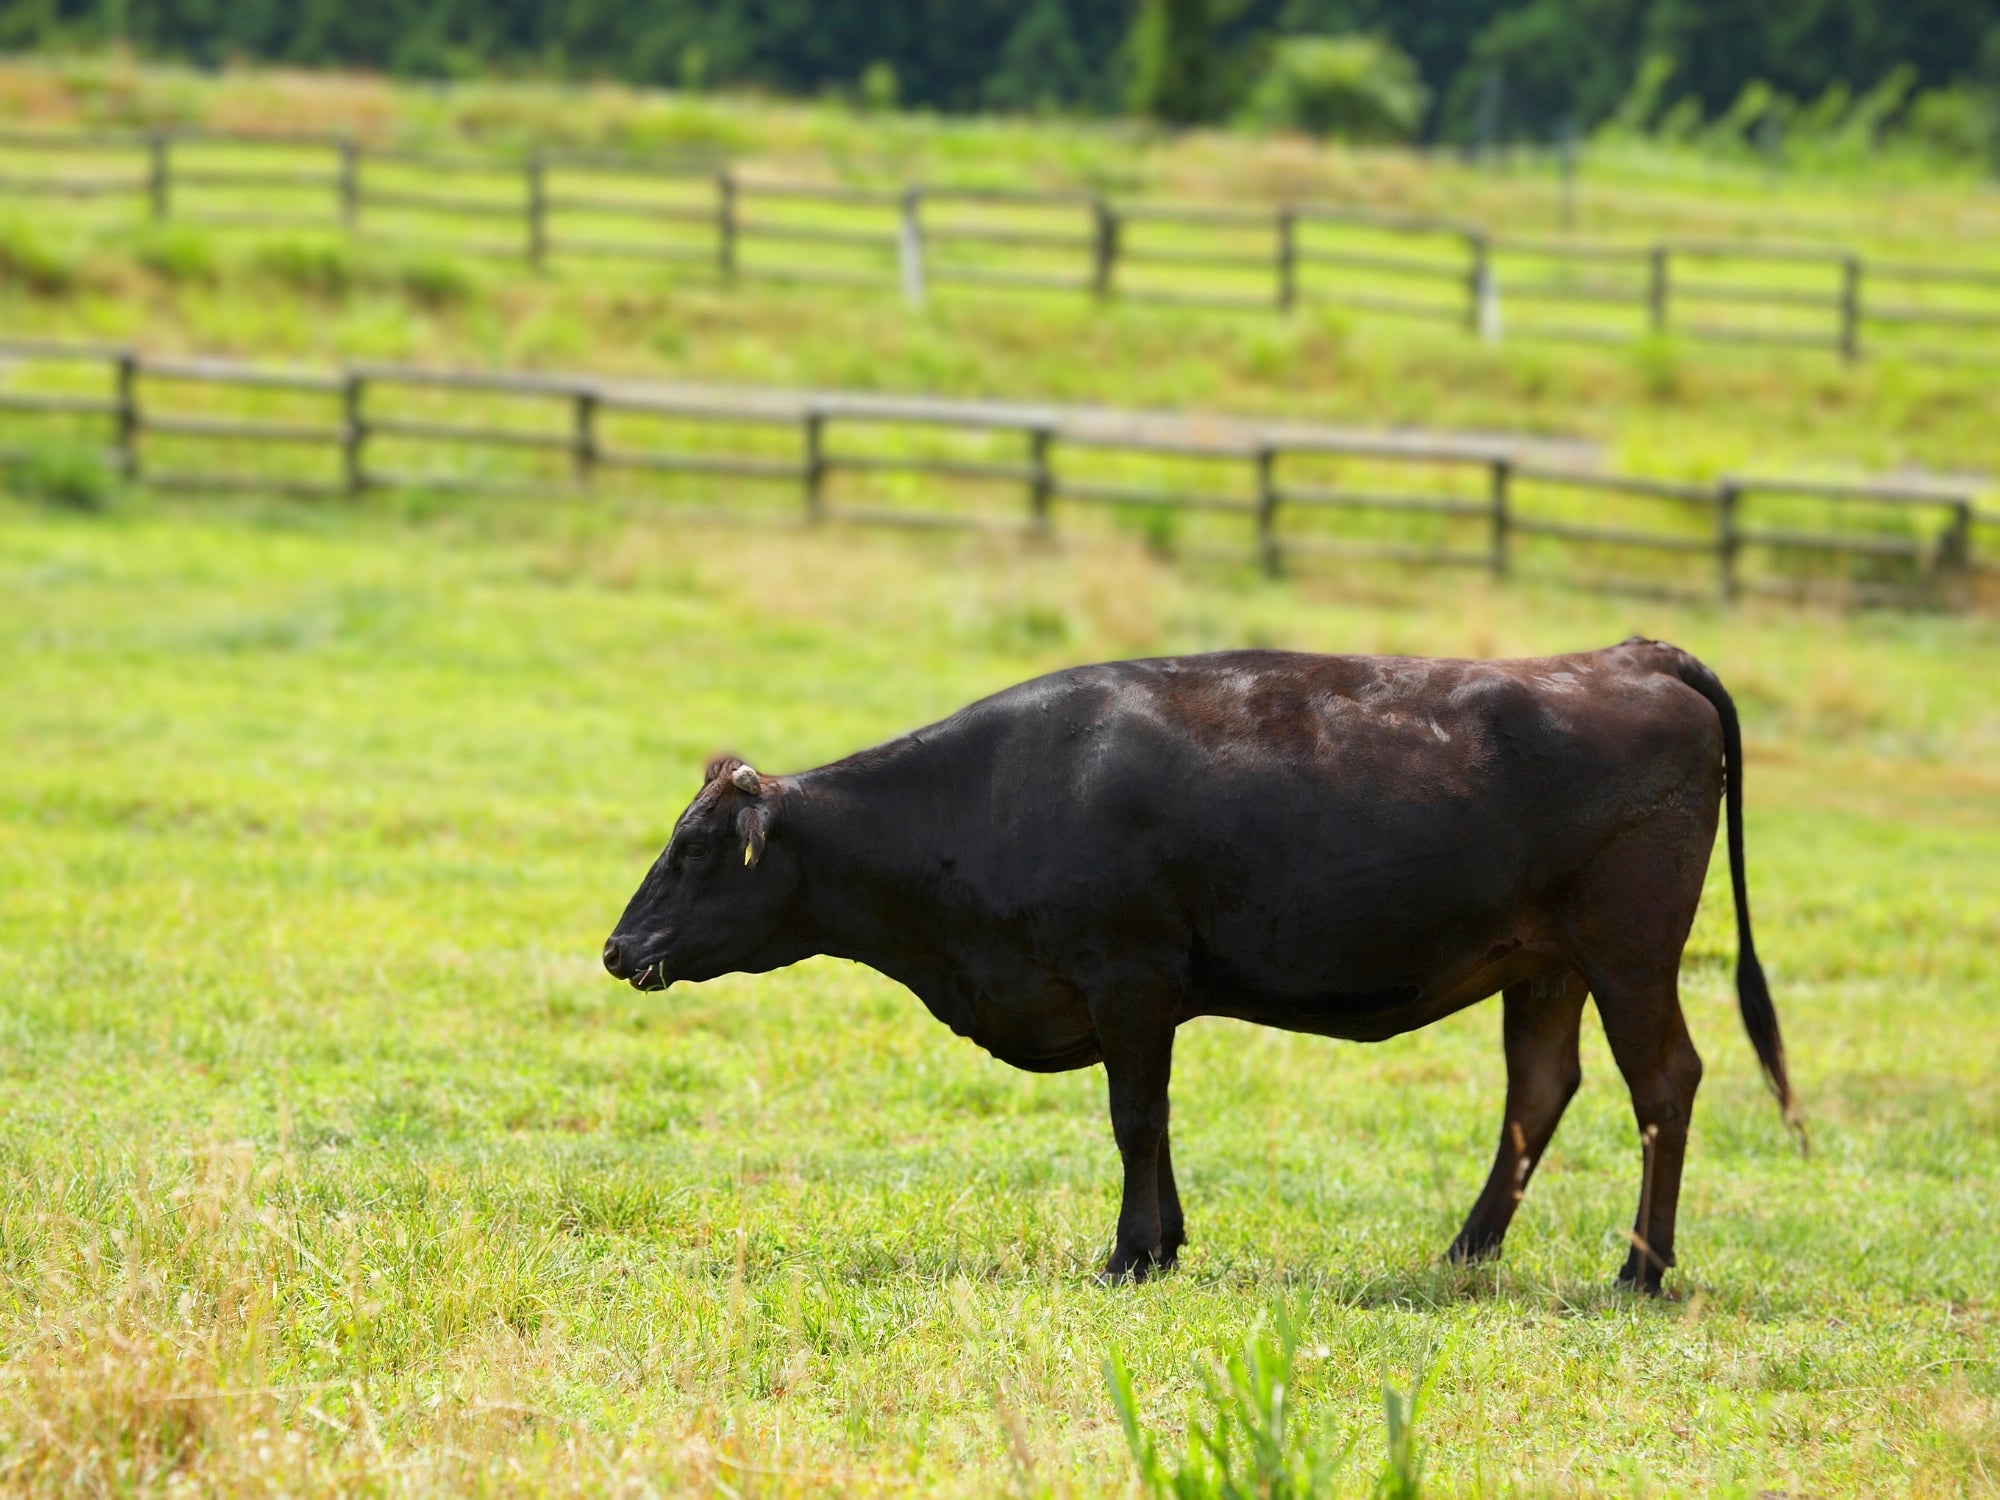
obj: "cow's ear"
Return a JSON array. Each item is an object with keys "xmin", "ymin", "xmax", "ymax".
[{"xmin": 736, "ymin": 800, "xmax": 774, "ymax": 868}]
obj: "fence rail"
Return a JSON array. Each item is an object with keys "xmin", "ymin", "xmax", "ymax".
[
  {"xmin": 4, "ymin": 128, "xmax": 2000, "ymax": 364},
  {"xmin": 0, "ymin": 337, "xmax": 1990, "ymax": 608}
]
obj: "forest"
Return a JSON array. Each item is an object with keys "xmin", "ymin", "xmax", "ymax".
[{"xmin": 3, "ymin": 0, "xmax": 1998, "ymax": 151}]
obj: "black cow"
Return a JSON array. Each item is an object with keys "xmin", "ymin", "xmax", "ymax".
[{"xmin": 603, "ymin": 639, "xmax": 1797, "ymax": 1290}]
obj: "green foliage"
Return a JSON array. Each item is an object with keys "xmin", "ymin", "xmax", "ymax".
[
  {"xmin": 1107, "ymin": 1318, "xmax": 1455, "ymax": 1499},
  {"xmin": 391, "ymin": 250, "xmax": 479, "ymax": 309},
  {"xmin": 678, "ymin": 42, "xmax": 709, "ymax": 93},
  {"xmin": 1126, "ymin": 0, "xmax": 1217, "ymax": 124},
  {"xmin": 990, "ymin": 602, "xmax": 1073, "ymax": 654},
  {"xmin": 1376, "ymin": 1363, "xmax": 1433, "ymax": 1500},
  {"xmin": 1126, "ymin": 503, "xmax": 1184, "ymax": 559},
  {"xmin": 1845, "ymin": 63, "xmax": 1921, "ymax": 146},
  {"xmin": 1438, "ymin": 0, "xmax": 1637, "ymax": 143},
  {"xmin": 2, "ymin": 436, "xmax": 116, "ymax": 511},
  {"xmin": 5, "ymin": 0, "xmax": 2000, "ymax": 159},
  {"xmin": 1900, "ymin": 84, "xmax": 2000, "ymax": 162},
  {"xmin": 250, "ymin": 235, "xmax": 356, "ymax": 298},
  {"xmin": 131, "ymin": 223, "xmax": 217, "ymax": 285},
  {"xmin": 985, "ymin": 0, "xmax": 1091, "ymax": 115},
  {"xmin": 1241, "ymin": 34, "xmax": 1429, "ymax": 143},
  {"xmin": 1591, "ymin": 43, "xmax": 2000, "ymax": 174},
  {"xmin": 1630, "ymin": 333, "xmax": 1686, "ymax": 402},
  {"xmin": 1604, "ymin": 52, "xmax": 1679, "ymax": 135},
  {"xmin": 1106, "ymin": 1321, "xmax": 1352, "ymax": 1499},
  {"xmin": 859, "ymin": 60, "xmax": 900, "ymax": 114},
  {"xmin": 0, "ymin": 215, "xmax": 79, "ymax": 295}
]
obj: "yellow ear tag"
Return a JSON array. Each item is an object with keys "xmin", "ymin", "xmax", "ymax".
[{"xmin": 743, "ymin": 844, "xmax": 755, "ymax": 866}]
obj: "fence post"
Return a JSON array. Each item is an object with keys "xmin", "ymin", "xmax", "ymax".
[
  {"xmin": 147, "ymin": 131, "xmax": 171, "ymax": 223},
  {"xmin": 1939, "ymin": 497, "xmax": 1972, "ymax": 604},
  {"xmin": 716, "ymin": 170, "xmax": 737, "ymax": 280},
  {"xmin": 1274, "ymin": 209, "xmax": 1296, "ymax": 314},
  {"xmin": 337, "ymin": 138, "xmax": 359, "ymax": 231},
  {"xmin": 341, "ymin": 371, "xmax": 366, "ymax": 496},
  {"xmin": 1028, "ymin": 426, "xmax": 1053, "ymax": 538},
  {"xmin": 1838, "ymin": 255, "xmax": 1861, "ymax": 363},
  {"xmin": 802, "ymin": 409, "xmax": 825, "ymax": 522},
  {"xmin": 1255, "ymin": 445, "xmax": 1281, "ymax": 576},
  {"xmin": 572, "ymin": 387, "xmax": 598, "ymax": 487},
  {"xmin": 1488, "ymin": 455, "xmax": 1511, "ymax": 578},
  {"xmin": 1556, "ymin": 118, "xmax": 1578, "ymax": 231},
  {"xmin": 1091, "ymin": 198, "xmax": 1119, "ymax": 301},
  {"xmin": 526, "ymin": 153, "xmax": 547, "ymax": 270},
  {"xmin": 1716, "ymin": 481, "xmax": 1740, "ymax": 601},
  {"xmin": 898, "ymin": 187, "xmax": 926, "ymax": 311},
  {"xmin": 113, "ymin": 349, "xmax": 138, "ymax": 480},
  {"xmin": 1468, "ymin": 232, "xmax": 1499, "ymax": 344},
  {"xmin": 1648, "ymin": 245, "xmax": 1670, "ymax": 335}
]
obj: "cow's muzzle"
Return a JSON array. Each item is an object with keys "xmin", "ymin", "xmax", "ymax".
[{"xmin": 602, "ymin": 934, "xmax": 673, "ymax": 991}]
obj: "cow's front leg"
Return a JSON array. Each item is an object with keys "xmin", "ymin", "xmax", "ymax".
[
  {"xmin": 1156, "ymin": 1128, "xmax": 1186, "ymax": 1269},
  {"xmin": 1099, "ymin": 1020, "xmax": 1175, "ymax": 1282}
]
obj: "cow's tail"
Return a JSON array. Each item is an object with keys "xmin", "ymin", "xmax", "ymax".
[{"xmin": 1664, "ymin": 647, "xmax": 1804, "ymax": 1149}]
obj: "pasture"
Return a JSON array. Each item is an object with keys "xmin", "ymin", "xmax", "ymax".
[
  {"xmin": 1, "ymin": 486, "xmax": 1995, "ymax": 1495},
  {"xmin": 4, "ymin": 55, "xmax": 1999, "ymax": 254},
  {"xmin": 6, "ymin": 208, "xmax": 2000, "ymax": 492}
]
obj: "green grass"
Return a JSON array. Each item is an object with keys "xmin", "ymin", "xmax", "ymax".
[
  {"xmin": 7, "ymin": 57, "xmax": 2000, "ymax": 389},
  {"xmin": 4, "ymin": 218, "xmax": 2000, "ymax": 490},
  {"xmin": 3, "ymin": 54, "xmax": 1997, "ymax": 253},
  {"xmin": 4, "ymin": 65, "xmax": 1998, "ymax": 533},
  {"xmin": 5, "ymin": 218, "xmax": 1995, "ymax": 600},
  {"xmin": 1, "ymin": 486, "xmax": 1995, "ymax": 1494}
]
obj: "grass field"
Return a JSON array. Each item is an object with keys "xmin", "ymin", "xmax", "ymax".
[
  {"xmin": 7, "ymin": 215, "xmax": 2000, "ymax": 493},
  {"xmin": 6, "ymin": 61, "xmax": 2000, "ymax": 514},
  {"xmin": 9, "ymin": 55, "xmax": 2000, "ymax": 403},
  {"xmin": 1, "ymin": 485, "xmax": 1995, "ymax": 1495},
  {"xmin": 4, "ymin": 55, "xmax": 1999, "ymax": 253}
]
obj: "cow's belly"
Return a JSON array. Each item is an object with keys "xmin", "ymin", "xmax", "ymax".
[
  {"xmin": 912, "ymin": 966, "xmax": 1104, "ymax": 1073},
  {"xmin": 1186, "ymin": 908, "xmax": 1567, "ymax": 1043}
]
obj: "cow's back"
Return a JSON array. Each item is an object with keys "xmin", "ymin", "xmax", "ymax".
[{"xmin": 929, "ymin": 644, "xmax": 1723, "ymax": 1031}]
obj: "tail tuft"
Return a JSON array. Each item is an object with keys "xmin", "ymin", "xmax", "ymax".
[{"xmin": 1737, "ymin": 945, "xmax": 1806, "ymax": 1153}]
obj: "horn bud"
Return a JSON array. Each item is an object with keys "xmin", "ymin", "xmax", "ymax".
[{"xmin": 730, "ymin": 764, "xmax": 762, "ymax": 795}]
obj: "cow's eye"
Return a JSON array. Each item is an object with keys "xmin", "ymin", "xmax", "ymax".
[{"xmin": 680, "ymin": 841, "xmax": 711, "ymax": 863}]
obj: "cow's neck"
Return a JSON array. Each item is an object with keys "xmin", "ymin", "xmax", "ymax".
[{"xmin": 781, "ymin": 751, "xmax": 962, "ymax": 989}]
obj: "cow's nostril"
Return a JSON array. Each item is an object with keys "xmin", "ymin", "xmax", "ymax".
[{"xmin": 602, "ymin": 938, "xmax": 625, "ymax": 976}]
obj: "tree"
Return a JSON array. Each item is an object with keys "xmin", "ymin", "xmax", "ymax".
[
  {"xmin": 985, "ymin": 0, "xmax": 1090, "ymax": 113},
  {"xmin": 1240, "ymin": 34, "xmax": 1429, "ymax": 141},
  {"xmin": 1126, "ymin": 0, "xmax": 1218, "ymax": 123},
  {"xmin": 1443, "ymin": 0, "xmax": 1644, "ymax": 136}
]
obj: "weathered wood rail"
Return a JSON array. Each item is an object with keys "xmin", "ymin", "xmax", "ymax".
[
  {"xmin": 3, "ymin": 127, "xmax": 2000, "ymax": 364},
  {"xmin": 0, "ymin": 338, "xmax": 1989, "ymax": 608}
]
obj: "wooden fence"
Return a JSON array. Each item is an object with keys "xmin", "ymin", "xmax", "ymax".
[
  {"xmin": 4, "ymin": 128, "xmax": 2000, "ymax": 363},
  {"xmin": 0, "ymin": 337, "xmax": 1991, "ymax": 608}
]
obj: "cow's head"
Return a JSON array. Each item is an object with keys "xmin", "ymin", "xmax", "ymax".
[{"xmin": 601, "ymin": 756, "xmax": 803, "ymax": 990}]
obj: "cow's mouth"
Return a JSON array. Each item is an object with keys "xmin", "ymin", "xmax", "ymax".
[
  {"xmin": 628, "ymin": 964, "xmax": 674, "ymax": 993},
  {"xmin": 603, "ymin": 933, "xmax": 674, "ymax": 990}
]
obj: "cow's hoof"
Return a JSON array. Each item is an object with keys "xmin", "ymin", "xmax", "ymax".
[
  {"xmin": 1616, "ymin": 1243, "xmax": 1673, "ymax": 1296},
  {"xmin": 1444, "ymin": 1232, "xmax": 1501, "ymax": 1266},
  {"xmin": 1099, "ymin": 1245, "xmax": 1165, "ymax": 1284}
]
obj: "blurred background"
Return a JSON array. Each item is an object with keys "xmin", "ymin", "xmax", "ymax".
[{"xmin": 4, "ymin": 0, "xmax": 1999, "ymax": 166}]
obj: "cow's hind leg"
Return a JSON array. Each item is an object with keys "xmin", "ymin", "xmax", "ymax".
[
  {"xmin": 1593, "ymin": 981, "xmax": 1702, "ymax": 1293},
  {"xmin": 1447, "ymin": 972, "xmax": 1588, "ymax": 1265},
  {"xmin": 1564, "ymin": 841, "xmax": 1708, "ymax": 1294}
]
